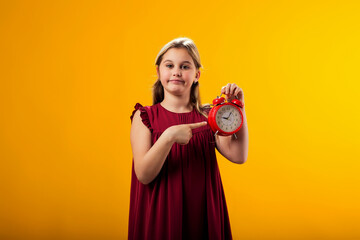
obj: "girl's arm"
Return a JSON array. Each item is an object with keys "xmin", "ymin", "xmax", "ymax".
[
  {"xmin": 130, "ymin": 110, "xmax": 172, "ymax": 184},
  {"xmin": 214, "ymin": 83, "xmax": 249, "ymax": 164},
  {"xmin": 130, "ymin": 109, "xmax": 207, "ymax": 184},
  {"xmin": 215, "ymin": 108, "xmax": 249, "ymax": 164}
]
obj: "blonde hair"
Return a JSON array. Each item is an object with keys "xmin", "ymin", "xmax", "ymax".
[{"xmin": 153, "ymin": 37, "xmax": 209, "ymax": 117}]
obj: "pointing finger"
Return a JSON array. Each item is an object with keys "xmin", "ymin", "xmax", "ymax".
[{"xmin": 187, "ymin": 121, "xmax": 208, "ymax": 129}]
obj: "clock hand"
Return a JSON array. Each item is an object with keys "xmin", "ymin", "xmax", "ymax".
[{"xmin": 224, "ymin": 112, "xmax": 232, "ymax": 120}]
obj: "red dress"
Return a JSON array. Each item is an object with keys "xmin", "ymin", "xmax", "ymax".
[{"xmin": 129, "ymin": 103, "xmax": 232, "ymax": 240}]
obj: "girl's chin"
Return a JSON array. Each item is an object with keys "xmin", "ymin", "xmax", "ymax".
[{"xmin": 164, "ymin": 87, "xmax": 188, "ymax": 96}]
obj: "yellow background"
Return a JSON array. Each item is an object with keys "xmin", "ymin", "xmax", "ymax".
[{"xmin": 1, "ymin": 0, "xmax": 359, "ymax": 239}]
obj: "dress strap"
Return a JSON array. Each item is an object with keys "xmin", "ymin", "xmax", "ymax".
[{"xmin": 130, "ymin": 103, "xmax": 153, "ymax": 132}]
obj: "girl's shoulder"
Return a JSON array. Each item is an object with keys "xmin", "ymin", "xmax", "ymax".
[
  {"xmin": 130, "ymin": 103, "xmax": 146, "ymax": 121},
  {"xmin": 130, "ymin": 103, "xmax": 153, "ymax": 132}
]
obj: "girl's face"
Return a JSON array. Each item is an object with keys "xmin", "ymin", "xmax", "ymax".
[{"xmin": 156, "ymin": 47, "xmax": 200, "ymax": 97}]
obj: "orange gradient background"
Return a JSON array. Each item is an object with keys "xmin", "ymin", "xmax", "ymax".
[{"xmin": 1, "ymin": 1, "xmax": 359, "ymax": 239}]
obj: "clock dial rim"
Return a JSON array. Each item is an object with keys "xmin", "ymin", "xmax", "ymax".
[{"xmin": 208, "ymin": 102, "xmax": 244, "ymax": 136}]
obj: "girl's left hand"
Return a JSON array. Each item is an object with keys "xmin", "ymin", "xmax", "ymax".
[{"xmin": 221, "ymin": 83, "xmax": 245, "ymax": 107}]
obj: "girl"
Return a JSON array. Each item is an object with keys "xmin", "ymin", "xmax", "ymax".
[{"xmin": 129, "ymin": 37, "xmax": 249, "ymax": 240}]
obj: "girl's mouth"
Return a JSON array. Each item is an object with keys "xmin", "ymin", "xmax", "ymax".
[{"xmin": 168, "ymin": 80, "xmax": 185, "ymax": 84}]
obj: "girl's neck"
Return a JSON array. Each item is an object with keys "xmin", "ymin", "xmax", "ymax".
[{"xmin": 160, "ymin": 93, "xmax": 193, "ymax": 113}]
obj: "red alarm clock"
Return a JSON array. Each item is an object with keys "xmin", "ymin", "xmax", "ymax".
[{"xmin": 208, "ymin": 94, "xmax": 244, "ymax": 137}]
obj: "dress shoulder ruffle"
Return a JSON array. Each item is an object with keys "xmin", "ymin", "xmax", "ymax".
[{"xmin": 130, "ymin": 103, "xmax": 152, "ymax": 132}]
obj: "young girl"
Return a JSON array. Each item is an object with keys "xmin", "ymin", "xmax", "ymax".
[{"xmin": 129, "ymin": 37, "xmax": 248, "ymax": 240}]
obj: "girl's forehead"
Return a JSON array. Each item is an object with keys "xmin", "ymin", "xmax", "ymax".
[{"xmin": 162, "ymin": 48, "xmax": 194, "ymax": 64}]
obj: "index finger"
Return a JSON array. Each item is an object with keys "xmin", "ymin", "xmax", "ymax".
[{"xmin": 187, "ymin": 121, "xmax": 208, "ymax": 129}]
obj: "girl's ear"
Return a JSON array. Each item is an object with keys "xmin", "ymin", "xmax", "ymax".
[
  {"xmin": 156, "ymin": 66, "xmax": 160, "ymax": 79},
  {"xmin": 195, "ymin": 70, "xmax": 201, "ymax": 80}
]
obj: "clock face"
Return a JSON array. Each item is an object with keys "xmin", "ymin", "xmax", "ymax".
[{"xmin": 215, "ymin": 105, "xmax": 242, "ymax": 133}]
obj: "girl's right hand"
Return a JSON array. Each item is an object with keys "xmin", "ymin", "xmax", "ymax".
[{"xmin": 164, "ymin": 121, "xmax": 207, "ymax": 145}]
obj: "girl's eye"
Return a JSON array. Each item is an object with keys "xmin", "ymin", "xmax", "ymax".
[{"xmin": 165, "ymin": 64, "xmax": 190, "ymax": 69}]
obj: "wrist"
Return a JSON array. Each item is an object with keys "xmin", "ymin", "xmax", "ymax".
[{"xmin": 162, "ymin": 127, "xmax": 175, "ymax": 145}]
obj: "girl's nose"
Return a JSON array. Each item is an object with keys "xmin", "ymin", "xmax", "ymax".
[{"xmin": 172, "ymin": 67, "xmax": 182, "ymax": 76}]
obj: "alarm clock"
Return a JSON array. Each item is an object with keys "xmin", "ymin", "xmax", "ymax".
[{"xmin": 208, "ymin": 95, "xmax": 244, "ymax": 137}]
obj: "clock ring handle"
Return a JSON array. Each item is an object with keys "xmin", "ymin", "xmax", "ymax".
[{"xmin": 218, "ymin": 93, "xmax": 239, "ymax": 100}]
